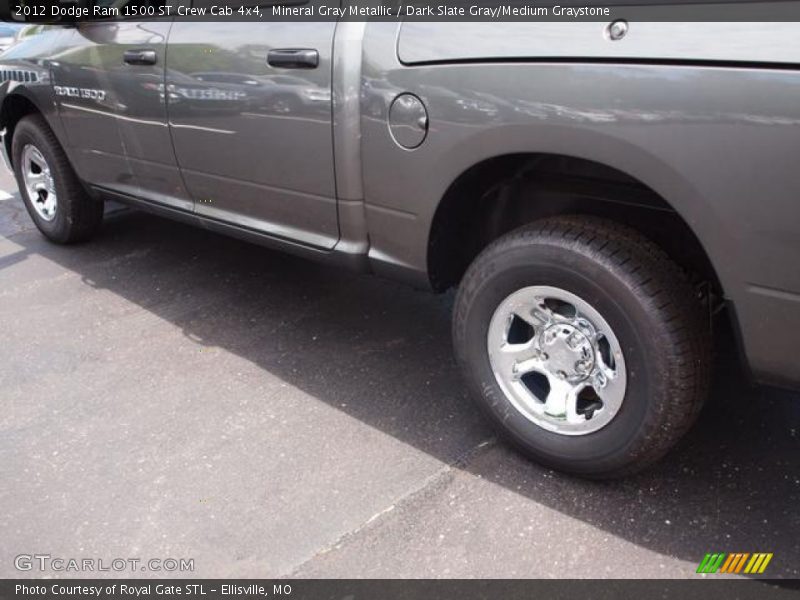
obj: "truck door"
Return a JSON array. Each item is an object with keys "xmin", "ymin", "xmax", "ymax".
[
  {"xmin": 166, "ymin": 10, "xmax": 339, "ymax": 249},
  {"xmin": 51, "ymin": 3, "xmax": 192, "ymax": 211}
]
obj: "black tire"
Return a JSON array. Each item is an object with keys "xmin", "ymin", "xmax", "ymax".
[
  {"xmin": 11, "ymin": 114, "xmax": 103, "ymax": 243},
  {"xmin": 453, "ymin": 215, "xmax": 711, "ymax": 478}
]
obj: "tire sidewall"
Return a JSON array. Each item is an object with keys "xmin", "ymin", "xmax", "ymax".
[
  {"xmin": 12, "ymin": 119, "xmax": 70, "ymax": 239},
  {"xmin": 456, "ymin": 240, "xmax": 667, "ymax": 475}
]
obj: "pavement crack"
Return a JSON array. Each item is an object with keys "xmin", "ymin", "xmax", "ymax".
[{"xmin": 283, "ymin": 436, "xmax": 497, "ymax": 576}]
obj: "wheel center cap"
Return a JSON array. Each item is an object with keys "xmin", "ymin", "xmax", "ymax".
[{"xmin": 540, "ymin": 323, "xmax": 595, "ymax": 381}]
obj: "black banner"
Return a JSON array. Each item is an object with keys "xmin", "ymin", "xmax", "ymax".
[
  {"xmin": 5, "ymin": 0, "xmax": 800, "ymax": 23},
  {"xmin": 2, "ymin": 580, "xmax": 800, "ymax": 600}
]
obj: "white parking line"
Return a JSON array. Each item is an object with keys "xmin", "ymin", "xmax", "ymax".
[{"xmin": 0, "ymin": 190, "xmax": 13, "ymax": 201}]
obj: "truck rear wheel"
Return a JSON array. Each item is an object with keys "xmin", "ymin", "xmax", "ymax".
[
  {"xmin": 453, "ymin": 215, "xmax": 711, "ymax": 478},
  {"xmin": 11, "ymin": 114, "xmax": 103, "ymax": 244}
]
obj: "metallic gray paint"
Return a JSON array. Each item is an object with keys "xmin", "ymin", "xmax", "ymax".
[
  {"xmin": 0, "ymin": 28, "xmax": 64, "ymax": 160},
  {"xmin": 57, "ymin": 21, "xmax": 193, "ymax": 211},
  {"xmin": 398, "ymin": 23, "xmax": 800, "ymax": 66},
  {"xmin": 1, "ymin": 19, "xmax": 799, "ymax": 386},
  {"xmin": 388, "ymin": 93, "xmax": 428, "ymax": 149},
  {"xmin": 330, "ymin": 20, "xmax": 369, "ymax": 259},
  {"xmin": 167, "ymin": 21, "xmax": 339, "ymax": 249},
  {"xmin": 362, "ymin": 22, "xmax": 800, "ymax": 385}
]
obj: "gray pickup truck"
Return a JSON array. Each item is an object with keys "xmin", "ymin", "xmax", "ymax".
[{"xmin": 2, "ymin": 8, "xmax": 799, "ymax": 477}]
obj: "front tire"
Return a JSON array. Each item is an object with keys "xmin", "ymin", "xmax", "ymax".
[
  {"xmin": 453, "ymin": 215, "xmax": 710, "ymax": 478},
  {"xmin": 11, "ymin": 114, "xmax": 103, "ymax": 244}
]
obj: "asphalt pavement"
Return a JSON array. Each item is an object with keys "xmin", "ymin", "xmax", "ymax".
[{"xmin": 0, "ymin": 165, "xmax": 798, "ymax": 579}]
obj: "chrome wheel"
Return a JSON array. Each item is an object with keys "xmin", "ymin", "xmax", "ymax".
[
  {"xmin": 21, "ymin": 144, "xmax": 57, "ymax": 221},
  {"xmin": 487, "ymin": 285, "xmax": 626, "ymax": 436}
]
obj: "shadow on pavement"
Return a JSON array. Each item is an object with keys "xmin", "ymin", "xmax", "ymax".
[{"xmin": 5, "ymin": 209, "xmax": 799, "ymax": 577}]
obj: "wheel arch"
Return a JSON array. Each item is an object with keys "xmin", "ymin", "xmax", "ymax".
[
  {"xmin": 0, "ymin": 89, "xmax": 50, "ymax": 169},
  {"xmin": 426, "ymin": 144, "xmax": 726, "ymax": 301}
]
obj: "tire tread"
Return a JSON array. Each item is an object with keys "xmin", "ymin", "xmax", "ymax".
[
  {"xmin": 12, "ymin": 114, "xmax": 103, "ymax": 243},
  {"xmin": 453, "ymin": 215, "xmax": 711, "ymax": 478}
]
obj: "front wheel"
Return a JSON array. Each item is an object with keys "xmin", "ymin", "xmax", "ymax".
[
  {"xmin": 453, "ymin": 215, "xmax": 711, "ymax": 478},
  {"xmin": 11, "ymin": 114, "xmax": 103, "ymax": 244}
]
